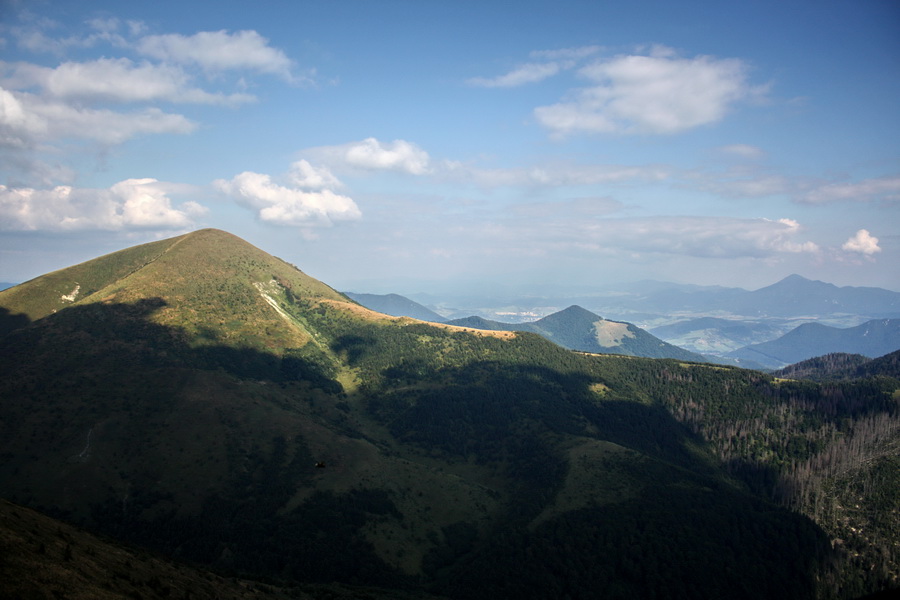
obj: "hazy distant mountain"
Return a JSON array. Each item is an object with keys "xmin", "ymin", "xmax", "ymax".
[
  {"xmin": 344, "ymin": 291, "xmax": 447, "ymax": 322},
  {"xmin": 728, "ymin": 319, "xmax": 900, "ymax": 369},
  {"xmin": 405, "ymin": 275, "xmax": 900, "ymax": 330},
  {"xmin": 724, "ymin": 275, "xmax": 900, "ymax": 317},
  {"xmin": 448, "ymin": 305, "xmax": 706, "ymax": 361},
  {"xmin": 0, "ymin": 282, "xmax": 16, "ymax": 291},
  {"xmin": 649, "ymin": 316, "xmax": 784, "ymax": 355},
  {"xmin": 611, "ymin": 275, "xmax": 900, "ymax": 319}
]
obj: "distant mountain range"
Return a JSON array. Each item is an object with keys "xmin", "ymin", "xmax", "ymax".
[
  {"xmin": 344, "ymin": 292, "xmax": 705, "ymax": 361},
  {"xmin": 446, "ymin": 305, "xmax": 706, "ymax": 361},
  {"xmin": 602, "ymin": 274, "xmax": 900, "ymax": 319},
  {"xmin": 344, "ymin": 286, "xmax": 900, "ymax": 368},
  {"xmin": 728, "ymin": 319, "xmax": 900, "ymax": 369}
]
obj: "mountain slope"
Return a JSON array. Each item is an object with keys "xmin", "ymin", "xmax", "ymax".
[
  {"xmin": 448, "ymin": 305, "xmax": 706, "ymax": 361},
  {"xmin": 1, "ymin": 229, "xmax": 896, "ymax": 598},
  {"xmin": 728, "ymin": 319, "xmax": 900, "ymax": 369}
]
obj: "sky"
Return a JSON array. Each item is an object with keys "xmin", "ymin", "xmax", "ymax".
[{"xmin": 1, "ymin": 0, "xmax": 898, "ymax": 297}]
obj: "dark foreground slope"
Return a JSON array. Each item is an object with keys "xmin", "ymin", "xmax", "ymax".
[
  {"xmin": 0, "ymin": 229, "xmax": 896, "ymax": 599},
  {"xmin": 0, "ymin": 498, "xmax": 436, "ymax": 600}
]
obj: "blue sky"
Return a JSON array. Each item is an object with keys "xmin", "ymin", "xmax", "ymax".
[{"xmin": 1, "ymin": 0, "xmax": 898, "ymax": 295}]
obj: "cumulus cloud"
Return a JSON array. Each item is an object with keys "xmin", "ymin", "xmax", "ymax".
[
  {"xmin": 801, "ymin": 176, "xmax": 900, "ymax": 204},
  {"xmin": 215, "ymin": 165, "xmax": 360, "ymax": 228},
  {"xmin": 842, "ymin": 229, "xmax": 881, "ymax": 255},
  {"xmin": 534, "ymin": 46, "xmax": 766, "ymax": 136},
  {"xmin": 310, "ymin": 138, "xmax": 432, "ymax": 175},
  {"xmin": 0, "ymin": 178, "xmax": 206, "ymax": 231},
  {"xmin": 136, "ymin": 30, "xmax": 299, "ymax": 82}
]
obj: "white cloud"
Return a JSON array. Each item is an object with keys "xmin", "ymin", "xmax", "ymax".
[
  {"xmin": 842, "ymin": 229, "xmax": 881, "ymax": 255},
  {"xmin": 468, "ymin": 45, "xmax": 600, "ymax": 88},
  {"xmin": 2, "ymin": 58, "xmax": 255, "ymax": 105},
  {"xmin": 215, "ymin": 169, "xmax": 360, "ymax": 228},
  {"xmin": 0, "ymin": 88, "xmax": 197, "ymax": 146},
  {"xmin": 534, "ymin": 46, "xmax": 765, "ymax": 136},
  {"xmin": 0, "ymin": 178, "xmax": 206, "ymax": 231},
  {"xmin": 685, "ymin": 168, "xmax": 795, "ymax": 198},
  {"xmin": 718, "ymin": 144, "xmax": 766, "ymax": 160},
  {"xmin": 312, "ymin": 138, "xmax": 431, "ymax": 175},
  {"xmin": 529, "ymin": 46, "xmax": 603, "ymax": 61},
  {"xmin": 2, "ymin": 20, "xmax": 305, "ymax": 184},
  {"xmin": 287, "ymin": 159, "xmax": 343, "ymax": 190},
  {"xmin": 136, "ymin": 30, "xmax": 297, "ymax": 82},
  {"xmin": 443, "ymin": 161, "xmax": 670, "ymax": 188},
  {"xmin": 471, "ymin": 213, "xmax": 819, "ymax": 260},
  {"xmin": 584, "ymin": 216, "xmax": 819, "ymax": 258},
  {"xmin": 801, "ymin": 176, "xmax": 900, "ymax": 204},
  {"xmin": 468, "ymin": 62, "xmax": 563, "ymax": 88}
]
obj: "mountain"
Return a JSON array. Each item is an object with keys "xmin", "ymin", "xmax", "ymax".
[
  {"xmin": 1, "ymin": 229, "xmax": 898, "ymax": 598},
  {"xmin": 447, "ymin": 305, "xmax": 706, "ymax": 361},
  {"xmin": 728, "ymin": 319, "xmax": 900, "ymax": 369},
  {"xmin": 343, "ymin": 291, "xmax": 447, "ymax": 322}
]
